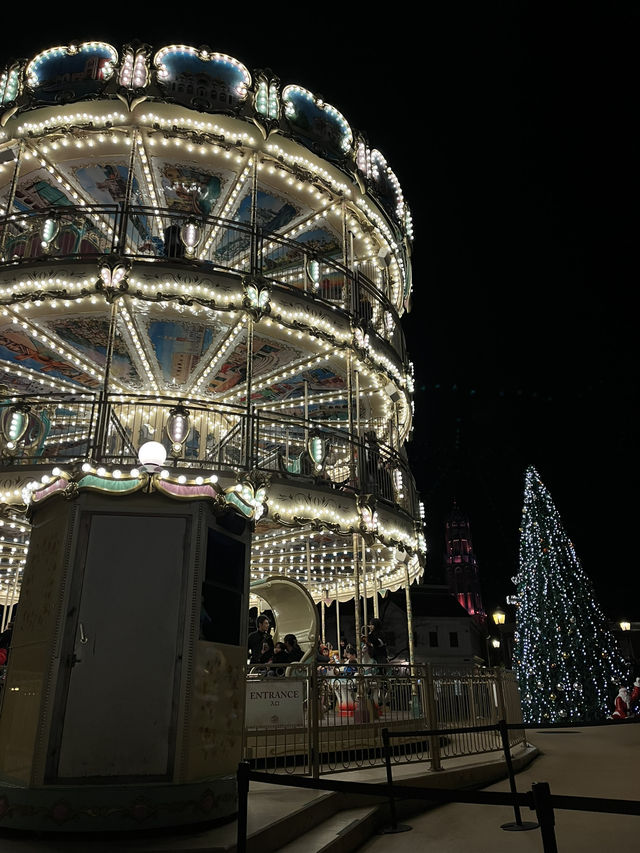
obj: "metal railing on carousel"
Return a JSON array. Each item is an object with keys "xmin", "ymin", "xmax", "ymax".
[
  {"xmin": 244, "ymin": 661, "xmax": 524, "ymax": 776},
  {"xmin": 0, "ymin": 204, "xmax": 405, "ymax": 355},
  {"xmin": 0, "ymin": 393, "xmax": 418, "ymax": 515}
]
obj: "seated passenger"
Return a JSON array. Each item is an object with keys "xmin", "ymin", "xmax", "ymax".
[
  {"xmin": 317, "ymin": 642, "xmax": 331, "ymax": 674},
  {"xmin": 341, "ymin": 646, "xmax": 358, "ymax": 676},
  {"xmin": 268, "ymin": 641, "xmax": 290, "ymax": 676},
  {"xmin": 283, "ymin": 633, "xmax": 304, "ymax": 662}
]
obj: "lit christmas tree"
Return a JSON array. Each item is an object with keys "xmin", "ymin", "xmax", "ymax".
[{"xmin": 513, "ymin": 466, "xmax": 628, "ymax": 723}]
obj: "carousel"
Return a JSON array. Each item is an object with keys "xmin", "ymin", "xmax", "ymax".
[{"xmin": 0, "ymin": 41, "xmax": 423, "ymax": 830}]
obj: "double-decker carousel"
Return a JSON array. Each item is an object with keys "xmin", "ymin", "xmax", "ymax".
[
  {"xmin": 0, "ymin": 40, "xmax": 423, "ymax": 829},
  {"xmin": 0, "ymin": 40, "xmax": 423, "ymax": 639}
]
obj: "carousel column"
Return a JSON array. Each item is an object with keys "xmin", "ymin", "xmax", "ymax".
[
  {"xmin": 341, "ymin": 199, "xmax": 350, "ymax": 312},
  {"xmin": 250, "ymin": 152, "xmax": 259, "ymax": 274},
  {"xmin": 346, "ymin": 352, "xmax": 356, "ymax": 487},
  {"xmin": 116, "ymin": 128, "xmax": 138, "ymax": 250},
  {"xmin": 0, "ymin": 139, "xmax": 24, "ymax": 259},
  {"xmin": 361, "ymin": 539, "xmax": 368, "ymax": 633},
  {"xmin": 404, "ymin": 558, "xmax": 420, "ymax": 717},
  {"xmin": 93, "ymin": 288, "xmax": 121, "ymax": 461},
  {"xmin": 244, "ymin": 151, "xmax": 259, "ymax": 469},
  {"xmin": 404, "ymin": 559, "xmax": 416, "ymax": 669},
  {"xmin": 335, "ymin": 579, "xmax": 341, "ymax": 653},
  {"xmin": 244, "ymin": 315, "xmax": 254, "ymax": 468},
  {"xmin": 352, "ymin": 532, "xmax": 362, "ymax": 662},
  {"xmin": 372, "ymin": 565, "xmax": 379, "ymax": 619}
]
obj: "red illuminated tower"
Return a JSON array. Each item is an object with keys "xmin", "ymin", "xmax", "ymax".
[{"xmin": 444, "ymin": 501, "xmax": 487, "ymax": 626}]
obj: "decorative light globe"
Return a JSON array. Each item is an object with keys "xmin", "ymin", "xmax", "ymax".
[{"xmin": 138, "ymin": 441, "xmax": 167, "ymax": 470}]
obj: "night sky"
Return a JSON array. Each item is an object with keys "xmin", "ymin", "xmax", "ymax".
[{"xmin": 4, "ymin": 8, "xmax": 637, "ymax": 619}]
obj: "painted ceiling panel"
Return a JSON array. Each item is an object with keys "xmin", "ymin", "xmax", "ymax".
[
  {"xmin": 46, "ymin": 316, "xmax": 143, "ymax": 390},
  {"xmin": 156, "ymin": 161, "xmax": 229, "ymax": 215},
  {"xmin": 237, "ymin": 189, "xmax": 301, "ymax": 231},
  {"xmin": 206, "ymin": 333, "xmax": 301, "ymax": 395},
  {"xmin": 0, "ymin": 367, "xmax": 51, "ymax": 394},
  {"xmin": 143, "ymin": 317, "xmax": 216, "ymax": 386},
  {"xmin": 14, "ymin": 168, "xmax": 74, "ymax": 211},
  {"xmin": 250, "ymin": 364, "xmax": 345, "ymax": 405},
  {"xmin": 0, "ymin": 325, "xmax": 100, "ymax": 388}
]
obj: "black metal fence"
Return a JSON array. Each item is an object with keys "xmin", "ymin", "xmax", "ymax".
[{"xmin": 237, "ymin": 719, "xmax": 640, "ymax": 853}]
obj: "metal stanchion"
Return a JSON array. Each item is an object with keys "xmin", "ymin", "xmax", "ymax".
[
  {"xmin": 236, "ymin": 760, "xmax": 250, "ymax": 853},
  {"xmin": 531, "ymin": 781, "xmax": 559, "ymax": 853},
  {"xmin": 497, "ymin": 719, "xmax": 539, "ymax": 831},
  {"xmin": 379, "ymin": 728, "xmax": 412, "ymax": 834}
]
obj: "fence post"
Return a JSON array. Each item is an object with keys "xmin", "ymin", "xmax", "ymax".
[
  {"xmin": 424, "ymin": 663, "xmax": 442, "ymax": 771},
  {"xmin": 494, "ymin": 667, "xmax": 508, "ymax": 722},
  {"xmin": 379, "ymin": 728, "xmax": 412, "ymax": 834},
  {"xmin": 497, "ymin": 719, "xmax": 538, "ymax": 832},
  {"xmin": 531, "ymin": 781, "xmax": 558, "ymax": 853},
  {"xmin": 236, "ymin": 760, "xmax": 250, "ymax": 853},
  {"xmin": 310, "ymin": 664, "xmax": 320, "ymax": 779}
]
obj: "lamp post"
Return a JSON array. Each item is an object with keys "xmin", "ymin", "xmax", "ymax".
[
  {"xmin": 620, "ymin": 620, "xmax": 632, "ymax": 663},
  {"xmin": 492, "ymin": 607, "xmax": 506, "ymax": 627},
  {"xmin": 491, "ymin": 636, "xmax": 501, "ymax": 666},
  {"xmin": 492, "ymin": 606, "xmax": 509, "ymax": 667},
  {"xmin": 485, "ymin": 636, "xmax": 501, "ymax": 667}
]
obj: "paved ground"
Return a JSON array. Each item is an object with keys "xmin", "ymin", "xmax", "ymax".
[{"xmin": 358, "ymin": 722, "xmax": 640, "ymax": 852}]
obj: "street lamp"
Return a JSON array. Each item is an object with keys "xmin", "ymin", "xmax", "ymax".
[
  {"xmin": 492, "ymin": 606, "xmax": 510, "ymax": 667},
  {"xmin": 492, "ymin": 607, "xmax": 506, "ymax": 626},
  {"xmin": 620, "ymin": 620, "xmax": 632, "ymax": 662},
  {"xmin": 485, "ymin": 636, "xmax": 501, "ymax": 666}
]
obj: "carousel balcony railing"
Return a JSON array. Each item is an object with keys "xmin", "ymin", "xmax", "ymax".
[
  {"xmin": 0, "ymin": 205, "xmax": 405, "ymax": 358},
  {"xmin": 244, "ymin": 662, "xmax": 525, "ymax": 776},
  {"xmin": 0, "ymin": 394, "xmax": 419, "ymax": 516},
  {"xmin": 0, "ymin": 204, "xmax": 120, "ymax": 260}
]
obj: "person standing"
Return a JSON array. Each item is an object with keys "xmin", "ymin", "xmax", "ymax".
[
  {"xmin": 364, "ymin": 618, "xmax": 388, "ymax": 666},
  {"xmin": 248, "ymin": 614, "xmax": 274, "ymax": 664},
  {"xmin": 630, "ymin": 677, "xmax": 640, "ymax": 714}
]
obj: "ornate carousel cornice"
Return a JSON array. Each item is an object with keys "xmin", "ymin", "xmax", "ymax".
[{"xmin": 20, "ymin": 461, "xmax": 270, "ymax": 524}]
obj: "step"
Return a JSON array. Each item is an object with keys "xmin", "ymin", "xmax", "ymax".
[{"xmin": 275, "ymin": 805, "xmax": 380, "ymax": 853}]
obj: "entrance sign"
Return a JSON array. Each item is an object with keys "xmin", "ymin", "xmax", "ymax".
[{"xmin": 245, "ymin": 681, "xmax": 305, "ymax": 726}]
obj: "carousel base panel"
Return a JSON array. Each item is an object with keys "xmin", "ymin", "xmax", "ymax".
[{"xmin": 0, "ymin": 776, "xmax": 236, "ymax": 832}]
